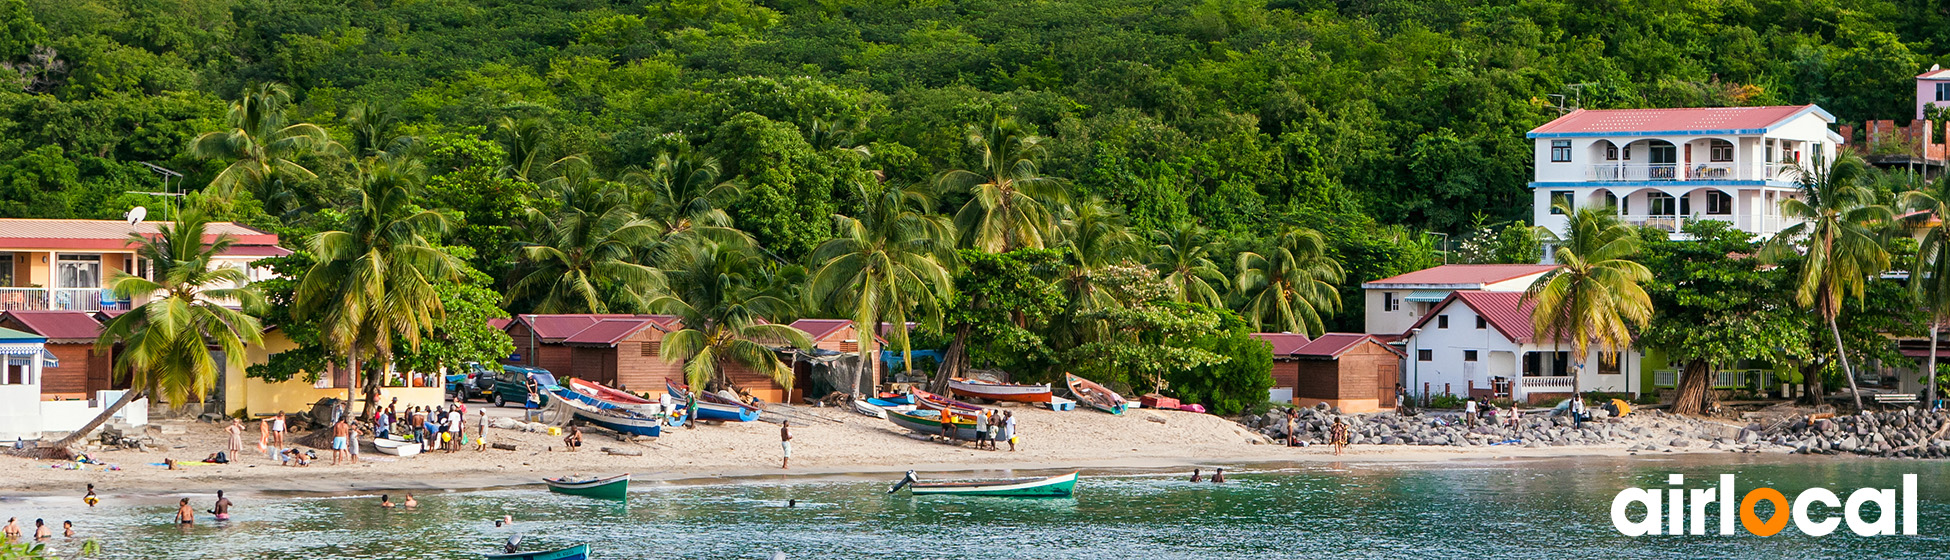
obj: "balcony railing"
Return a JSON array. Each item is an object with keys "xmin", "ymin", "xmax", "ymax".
[
  {"xmin": 1653, "ymin": 369, "xmax": 1762, "ymax": 389},
  {"xmin": 1519, "ymin": 376, "xmax": 1575, "ymax": 392},
  {"xmin": 1588, "ymin": 163, "xmax": 1678, "ymax": 181},
  {"xmin": 1625, "ymin": 215, "xmax": 1683, "ymax": 232},
  {"xmin": 1587, "ymin": 162, "xmax": 1798, "ymax": 182},
  {"xmin": 0, "ymin": 288, "xmax": 126, "ymax": 311}
]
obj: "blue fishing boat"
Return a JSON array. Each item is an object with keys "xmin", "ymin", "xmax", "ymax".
[
  {"xmin": 553, "ymin": 388, "xmax": 666, "ymax": 437},
  {"xmin": 667, "ymin": 382, "xmax": 763, "ymax": 422},
  {"xmin": 483, "ymin": 541, "xmax": 588, "ymax": 560}
]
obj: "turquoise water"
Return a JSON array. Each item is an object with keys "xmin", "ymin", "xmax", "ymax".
[{"xmin": 5, "ymin": 454, "xmax": 1949, "ymax": 559}]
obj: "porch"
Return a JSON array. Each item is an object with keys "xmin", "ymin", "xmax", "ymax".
[{"xmin": 0, "ymin": 287, "xmax": 132, "ymax": 311}]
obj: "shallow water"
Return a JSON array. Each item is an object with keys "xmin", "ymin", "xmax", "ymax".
[{"xmin": 5, "ymin": 454, "xmax": 1949, "ymax": 559}]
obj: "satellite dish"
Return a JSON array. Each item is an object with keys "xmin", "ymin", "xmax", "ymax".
[{"xmin": 126, "ymin": 206, "xmax": 147, "ymax": 226}]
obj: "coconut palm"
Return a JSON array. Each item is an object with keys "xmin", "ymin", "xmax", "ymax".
[
  {"xmin": 296, "ymin": 151, "xmax": 461, "ymax": 414},
  {"xmin": 808, "ymin": 179, "xmax": 955, "ymax": 396},
  {"xmin": 1234, "ymin": 228, "xmax": 1344, "ymax": 337},
  {"xmin": 1056, "ymin": 198, "xmax": 1141, "ymax": 311},
  {"xmin": 1148, "ymin": 223, "xmax": 1228, "ymax": 307},
  {"xmin": 493, "ymin": 116, "xmax": 553, "ymax": 183},
  {"xmin": 190, "ymin": 82, "xmax": 342, "ymax": 212},
  {"xmin": 937, "ymin": 115, "xmax": 1068, "ymax": 253},
  {"xmin": 1525, "ymin": 200, "xmax": 1654, "ymax": 395},
  {"xmin": 653, "ymin": 242, "xmax": 813, "ymax": 391},
  {"xmin": 1765, "ymin": 152, "xmax": 1894, "ymax": 411},
  {"xmin": 1905, "ymin": 176, "xmax": 1950, "ymax": 410},
  {"xmin": 51, "ymin": 210, "xmax": 264, "ymax": 450},
  {"xmin": 509, "ymin": 160, "xmax": 666, "ymax": 314},
  {"xmin": 620, "ymin": 150, "xmax": 750, "ymax": 246}
]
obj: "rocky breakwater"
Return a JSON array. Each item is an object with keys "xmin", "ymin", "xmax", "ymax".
[
  {"xmin": 1762, "ymin": 408, "xmax": 1950, "ymax": 458},
  {"xmin": 1238, "ymin": 405, "xmax": 1774, "ymax": 453}
]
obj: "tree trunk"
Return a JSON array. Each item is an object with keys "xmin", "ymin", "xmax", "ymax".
[
  {"xmin": 49, "ymin": 389, "xmax": 145, "ymax": 450},
  {"xmin": 1929, "ymin": 319, "xmax": 1941, "ymax": 410},
  {"xmin": 1802, "ymin": 363, "xmax": 1823, "ymax": 406},
  {"xmin": 1671, "ymin": 358, "xmax": 1716, "ymax": 415},
  {"xmin": 1828, "ymin": 314, "xmax": 1865, "ymax": 412},
  {"xmin": 931, "ymin": 322, "xmax": 970, "ymax": 394}
]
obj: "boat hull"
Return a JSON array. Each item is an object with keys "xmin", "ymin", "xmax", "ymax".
[
  {"xmin": 544, "ymin": 473, "xmax": 630, "ymax": 500},
  {"xmin": 887, "ymin": 409, "xmax": 980, "ymax": 440},
  {"xmin": 910, "ymin": 472, "xmax": 1079, "ymax": 498},
  {"xmin": 555, "ymin": 390, "xmax": 666, "ymax": 437},
  {"xmin": 483, "ymin": 544, "xmax": 590, "ymax": 560},
  {"xmin": 373, "ymin": 437, "xmax": 421, "ymax": 457},
  {"xmin": 1065, "ymin": 374, "xmax": 1128, "ymax": 415},
  {"xmin": 692, "ymin": 401, "xmax": 762, "ymax": 422},
  {"xmin": 909, "ymin": 389, "xmax": 984, "ymax": 414},
  {"xmin": 948, "ymin": 378, "xmax": 1053, "ymax": 403}
]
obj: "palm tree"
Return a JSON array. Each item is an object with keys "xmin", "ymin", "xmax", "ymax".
[
  {"xmin": 1148, "ymin": 223, "xmax": 1228, "ymax": 307},
  {"xmin": 509, "ymin": 159, "xmax": 667, "ymax": 314},
  {"xmin": 1234, "ymin": 228, "xmax": 1344, "ymax": 337},
  {"xmin": 620, "ymin": 150, "xmax": 750, "ymax": 245},
  {"xmin": 653, "ymin": 243, "xmax": 813, "ymax": 392},
  {"xmin": 1057, "ymin": 198, "xmax": 1140, "ymax": 310},
  {"xmin": 937, "ymin": 115, "xmax": 1068, "ymax": 253},
  {"xmin": 493, "ymin": 116, "xmax": 553, "ymax": 183},
  {"xmin": 51, "ymin": 211, "xmax": 264, "ymax": 450},
  {"xmin": 1766, "ymin": 152, "xmax": 1893, "ymax": 411},
  {"xmin": 1905, "ymin": 176, "xmax": 1950, "ymax": 410},
  {"xmin": 190, "ymin": 82, "xmax": 342, "ymax": 212},
  {"xmin": 1525, "ymin": 201, "xmax": 1654, "ymax": 396},
  {"xmin": 296, "ymin": 151, "xmax": 461, "ymax": 414},
  {"xmin": 808, "ymin": 180, "xmax": 955, "ymax": 396}
]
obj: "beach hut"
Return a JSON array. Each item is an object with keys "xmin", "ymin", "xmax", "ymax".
[{"xmin": 1289, "ymin": 333, "xmax": 1404, "ymax": 413}]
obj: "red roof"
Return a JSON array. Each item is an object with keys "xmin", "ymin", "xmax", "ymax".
[
  {"xmin": 487, "ymin": 318, "xmax": 511, "ymax": 330},
  {"xmin": 1920, "ymin": 69, "xmax": 1950, "ymax": 80},
  {"xmin": 1249, "ymin": 333, "xmax": 1312, "ymax": 356},
  {"xmin": 791, "ymin": 319, "xmax": 854, "ymax": 341},
  {"xmin": 1407, "ymin": 291, "xmax": 1540, "ymax": 343},
  {"xmin": 563, "ymin": 319, "xmax": 664, "ymax": 346},
  {"xmin": 1363, "ymin": 265, "xmax": 1558, "ymax": 288},
  {"xmin": 1, "ymin": 310, "xmax": 103, "ymax": 342},
  {"xmin": 216, "ymin": 245, "xmax": 294, "ymax": 257},
  {"xmin": 1528, "ymin": 105, "xmax": 1822, "ymax": 136},
  {"xmin": 1293, "ymin": 333, "xmax": 1399, "ymax": 358},
  {"xmin": 0, "ymin": 218, "xmax": 282, "ymax": 251}
]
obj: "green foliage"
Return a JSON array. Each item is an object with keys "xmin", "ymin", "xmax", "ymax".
[
  {"xmin": 0, "ymin": 0, "xmax": 44, "ymax": 60},
  {"xmin": 389, "ymin": 248, "xmax": 516, "ymax": 377},
  {"xmin": 1427, "ymin": 394, "xmax": 1466, "ymax": 409},
  {"xmin": 1062, "ymin": 264, "xmax": 1226, "ymax": 391},
  {"xmin": 1638, "ymin": 222, "xmax": 1811, "ymax": 376},
  {"xmin": 946, "ymin": 249, "xmax": 1066, "ymax": 375},
  {"xmin": 1167, "ymin": 310, "xmax": 1273, "ymax": 415}
]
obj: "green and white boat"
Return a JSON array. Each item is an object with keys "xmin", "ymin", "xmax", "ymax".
[
  {"xmin": 543, "ymin": 473, "xmax": 629, "ymax": 500},
  {"xmin": 888, "ymin": 471, "xmax": 1078, "ymax": 498}
]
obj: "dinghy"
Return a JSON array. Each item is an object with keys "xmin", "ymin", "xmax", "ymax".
[
  {"xmin": 373, "ymin": 436, "xmax": 421, "ymax": 457},
  {"xmin": 888, "ymin": 471, "xmax": 1078, "ymax": 498},
  {"xmin": 1065, "ymin": 373, "xmax": 1128, "ymax": 415},
  {"xmin": 542, "ymin": 473, "xmax": 629, "ymax": 500}
]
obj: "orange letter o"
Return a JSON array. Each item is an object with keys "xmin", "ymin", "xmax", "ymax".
[{"xmin": 1741, "ymin": 488, "xmax": 1789, "ymax": 536}]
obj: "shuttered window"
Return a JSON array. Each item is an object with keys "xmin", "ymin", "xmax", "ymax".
[{"xmin": 641, "ymin": 341, "xmax": 660, "ymax": 356}]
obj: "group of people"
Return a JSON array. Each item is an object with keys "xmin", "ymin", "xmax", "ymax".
[
  {"xmin": 1, "ymin": 517, "xmax": 70, "ymax": 542},
  {"xmin": 1187, "ymin": 468, "xmax": 1227, "ymax": 483},
  {"xmin": 172, "ymin": 490, "xmax": 234, "ymax": 525},
  {"xmin": 1460, "ymin": 397, "xmax": 1522, "ymax": 428},
  {"xmin": 947, "ymin": 409, "xmax": 1018, "ymax": 451},
  {"xmin": 375, "ymin": 400, "xmax": 478, "ymax": 454}
]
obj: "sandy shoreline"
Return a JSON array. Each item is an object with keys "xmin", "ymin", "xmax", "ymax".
[{"xmin": 0, "ymin": 403, "xmax": 1787, "ymax": 498}]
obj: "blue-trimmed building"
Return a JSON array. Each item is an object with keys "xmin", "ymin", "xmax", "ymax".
[{"xmin": 1527, "ymin": 104, "xmax": 1839, "ymax": 239}]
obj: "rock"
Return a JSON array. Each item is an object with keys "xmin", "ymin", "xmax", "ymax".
[
  {"xmin": 1381, "ymin": 436, "xmax": 1401, "ymax": 445},
  {"xmin": 1146, "ymin": 413, "xmax": 1168, "ymax": 424},
  {"xmin": 1669, "ymin": 438, "xmax": 1693, "ymax": 448}
]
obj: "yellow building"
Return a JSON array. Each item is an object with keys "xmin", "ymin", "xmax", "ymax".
[{"xmin": 230, "ymin": 328, "xmax": 448, "ymax": 417}]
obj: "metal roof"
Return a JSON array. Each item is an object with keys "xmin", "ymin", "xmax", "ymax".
[
  {"xmin": 0, "ymin": 218, "xmax": 281, "ymax": 251},
  {"xmin": 1526, "ymin": 105, "xmax": 1829, "ymax": 138},
  {"xmin": 1406, "ymin": 291, "xmax": 1540, "ymax": 343},
  {"xmin": 1, "ymin": 311, "xmax": 102, "ymax": 342},
  {"xmin": 1249, "ymin": 332, "xmax": 1312, "ymax": 356},
  {"xmin": 1363, "ymin": 264, "xmax": 1558, "ymax": 289}
]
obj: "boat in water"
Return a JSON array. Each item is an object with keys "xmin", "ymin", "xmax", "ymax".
[
  {"xmin": 886, "ymin": 408, "xmax": 980, "ymax": 439},
  {"xmin": 666, "ymin": 382, "xmax": 763, "ymax": 422},
  {"xmin": 888, "ymin": 471, "xmax": 1078, "ymax": 498},
  {"xmin": 552, "ymin": 388, "xmax": 672, "ymax": 437},
  {"xmin": 1065, "ymin": 373, "xmax": 1128, "ymax": 415},
  {"xmin": 947, "ymin": 377, "xmax": 1053, "ymax": 403},
  {"xmin": 373, "ymin": 436, "xmax": 421, "ymax": 457},
  {"xmin": 542, "ymin": 473, "xmax": 630, "ymax": 500},
  {"xmin": 484, "ymin": 539, "xmax": 590, "ymax": 560},
  {"xmin": 909, "ymin": 389, "xmax": 984, "ymax": 414}
]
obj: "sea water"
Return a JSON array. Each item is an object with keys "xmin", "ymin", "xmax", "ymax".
[{"xmin": 4, "ymin": 454, "xmax": 1948, "ymax": 559}]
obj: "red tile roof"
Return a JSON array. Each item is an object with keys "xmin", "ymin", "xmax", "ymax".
[
  {"xmin": 1363, "ymin": 264, "xmax": 1558, "ymax": 288},
  {"xmin": 1919, "ymin": 69, "xmax": 1950, "ymax": 80},
  {"xmin": 1, "ymin": 310, "xmax": 103, "ymax": 342},
  {"xmin": 1249, "ymin": 333, "xmax": 1312, "ymax": 356},
  {"xmin": 0, "ymin": 218, "xmax": 282, "ymax": 251},
  {"xmin": 1528, "ymin": 105, "xmax": 1823, "ymax": 136},
  {"xmin": 1293, "ymin": 333, "xmax": 1399, "ymax": 358},
  {"xmin": 562, "ymin": 319, "xmax": 663, "ymax": 346},
  {"xmin": 215, "ymin": 245, "xmax": 294, "ymax": 257},
  {"xmin": 1407, "ymin": 291, "xmax": 1540, "ymax": 343}
]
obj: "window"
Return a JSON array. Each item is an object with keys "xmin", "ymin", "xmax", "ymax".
[
  {"xmin": 0, "ymin": 252, "xmax": 11, "ymax": 287},
  {"xmin": 1464, "ymin": 350, "xmax": 1479, "ymax": 362},
  {"xmin": 1647, "ymin": 192, "xmax": 1677, "ymax": 216},
  {"xmin": 1605, "ymin": 143, "xmax": 1618, "ymax": 161},
  {"xmin": 1938, "ymin": 83, "xmax": 1950, "ymax": 102},
  {"xmin": 1438, "ymin": 315, "xmax": 1450, "ymax": 329},
  {"xmin": 1475, "ymin": 316, "xmax": 1486, "ymax": 329},
  {"xmin": 1623, "ymin": 145, "xmax": 1632, "ymax": 160},
  {"xmin": 1709, "ymin": 140, "xmax": 1734, "ymax": 162},
  {"xmin": 1679, "ymin": 193, "xmax": 1691, "ymax": 215},
  {"xmin": 1417, "ymin": 349, "xmax": 1432, "ymax": 361},
  {"xmin": 1550, "ymin": 140, "xmax": 1572, "ymax": 162},
  {"xmin": 1550, "ymin": 191, "xmax": 1574, "ymax": 214},
  {"xmin": 1604, "ymin": 192, "xmax": 1618, "ymax": 212},
  {"xmin": 1705, "ymin": 191, "xmax": 1734, "ymax": 215},
  {"xmin": 640, "ymin": 341, "xmax": 660, "ymax": 357},
  {"xmin": 1383, "ymin": 292, "xmax": 1400, "ymax": 312},
  {"xmin": 1600, "ymin": 352, "xmax": 1622, "ymax": 375},
  {"xmin": 56, "ymin": 254, "xmax": 101, "ymax": 289}
]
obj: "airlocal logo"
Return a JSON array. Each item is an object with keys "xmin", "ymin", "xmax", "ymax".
[{"xmin": 1611, "ymin": 474, "xmax": 1918, "ymax": 537}]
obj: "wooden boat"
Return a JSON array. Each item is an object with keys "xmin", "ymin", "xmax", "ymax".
[
  {"xmin": 553, "ymin": 389, "xmax": 667, "ymax": 437},
  {"xmin": 948, "ymin": 377, "xmax": 1053, "ymax": 403},
  {"xmin": 565, "ymin": 378, "xmax": 658, "ymax": 412},
  {"xmin": 886, "ymin": 408, "xmax": 980, "ymax": 440},
  {"xmin": 909, "ymin": 389, "xmax": 984, "ymax": 414},
  {"xmin": 874, "ymin": 392, "xmax": 914, "ymax": 405},
  {"xmin": 852, "ymin": 399, "xmax": 888, "ymax": 419},
  {"xmin": 889, "ymin": 471, "xmax": 1078, "ymax": 498},
  {"xmin": 483, "ymin": 543, "xmax": 590, "ymax": 560},
  {"xmin": 373, "ymin": 436, "xmax": 421, "ymax": 457},
  {"xmin": 543, "ymin": 473, "xmax": 630, "ymax": 500},
  {"xmin": 865, "ymin": 397, "xmax": 908, "ymax": 408},
  {"xmin": 1065, "ymin": 373, "xmax": 1128, "ymax": 415},
  {"xmin": 666, "ymin": 382, "xmax": 762, "ymax": 422}
]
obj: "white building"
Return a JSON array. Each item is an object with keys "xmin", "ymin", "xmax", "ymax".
[
  {"xmin": 0, "ymin": 325, "xmax": 145, "ymax": 441},
  {"xmin": 1399, "ymin": 291, "xmax": 1642, "ymax": 403},
  {"xmin": 1360, "ymin": 264, "xmax": 1557, "ymax": 336},
  {"xmin": 1527, "ymin": 105, "xmax": 1839, "ymax": 239}
]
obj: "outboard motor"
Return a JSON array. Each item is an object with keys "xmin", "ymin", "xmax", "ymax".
[
  {"xmin": 887, "ymin": 471, "xmax": 918, "ymax": 494},
  {"xmin": 503, "ymin": 535, "xmax": 522, "ymax": 554}
]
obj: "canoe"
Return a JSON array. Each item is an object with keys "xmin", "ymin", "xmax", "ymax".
[
  {"xmin": 543, "ymin": 473, "xmax": 630, "ymax": 500},
  {"xmin": 1065, "ymin": 373, "xmax": 1128, "ymax": 415},
  {"xmin": 948, "ymin": 377, "xmax": 1053, "ymax": 403},
  {"xmin": 890, "ymin": 471, "xmax": 1078, "ymax": 498},
  {"xmin": 910, "ymin": 389, "xmax": 984, "ymax": 414},
  {"xmin": 483, "ymin": 543, "xmax": 590, "ymax": 560},
  {"xmin": 853, "ymin": 399, "xmax": 888, "ymax": 419},
  {"xmin": 553, "ymin": 389, "xmax": 667, "ymax": 437},
  {"xmin": 865, "ymin": 397, "xmax": 908, "ymax": 408},
  {"xmin": 667, "ymin": 382, "xmax": 762, "ymax": 422},
  {"xmin": 373, "ymin": 437, "xmax": 421, "ymax": 457},
  {"xmin": 559, "ymin": 379, "xmax": 677, "ymax": 422},
  {"xmin": 874, "ymin": 393, "xmax": 914, "ymax": 405},
  {"xmin": 886, "ymin": 408, "xmax": 981, "ymax": 440}
]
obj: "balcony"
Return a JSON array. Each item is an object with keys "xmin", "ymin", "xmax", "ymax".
[
  {"xmin": 1519, "ymin": 376, "xmax": 1574, "ymax": 392},
  {"xmin": 1586, "ymin": 162, "xmax": 1806, "ymax": 183},
  {"xmin": 0, "ymin": 288, "xmax": 127, "ymax": 311}
]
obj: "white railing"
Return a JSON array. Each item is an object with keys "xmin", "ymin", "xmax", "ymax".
[
  {"xmin": 1521, "ymin": 376, "xmax": 1575, "ymax": 391},
  {"xmin": 1624, "ymin": 215, "xmax": 1683, "ymax": 232},
  {"xmin": 1688, "ymin": 163, "xmax": 1736, "ymax": 179},
  {"xmin": 1762, "ymin": 163, "xmax": 1799, "ymax": 182},
  {"xmin": 1588, "ymin": 163, "xmax": 1679, "ymax": 181},
  {"xmin": 1652, "ymin": 368, "xmax": 1759, "ymax": 389},
  {"xmin": 0, "ymin": 288, "xmax": 121, "ymax": 311},
  {"xmin": 1586, "ymin": 162, "xmax": 1800, "ymax": 182}
]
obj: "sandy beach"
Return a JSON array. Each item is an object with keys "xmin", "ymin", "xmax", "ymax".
[{"xmin": 0, "ymin": 403, "xmax": 1751, "ymax": 497}]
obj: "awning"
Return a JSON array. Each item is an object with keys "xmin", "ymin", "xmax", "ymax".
[
  {"xmin": 0, "ymin": 346, "xmax": 57, "ymax": 367},
  {"xmin": 1405, "ymin": 290, "xmax": 1451, "ymax": 303}
]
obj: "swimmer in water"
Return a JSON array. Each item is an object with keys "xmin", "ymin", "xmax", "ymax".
[{"xmin": 83, "ymin": 484, "xmax": 98, "ymax": 507}]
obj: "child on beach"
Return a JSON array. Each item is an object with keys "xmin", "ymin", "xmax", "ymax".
[
  {"xmin": 225, "ymin": 419, "xmax": 244, "ymax": 461},
  {"xmin": 174, "ymin": 498, "xmax": 194, "ymax": 525},
  {"xmin": 1329, "ymin": 418, "xmax": 1349, "ymax": 456}
]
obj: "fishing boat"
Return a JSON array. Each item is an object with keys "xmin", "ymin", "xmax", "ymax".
[
  {"xmin": 565, "ymin": 378, "xmax": 659, "ymax": 411},
  {"xmin": 886, "ymin": 408, "xmax": 981, "ymax": 440},
  {"xmin": 873, "ymin": 392, "xmax": 914, "ymax": 405},
  {"xmin": 542, "ymin": 473, "xmax": 630, "ymax": 500},
  {"xmin": 483, "ymin": 542, "xmax": 590, "ymax": 560},
  {"xmin": 852, "ymin": 399, "xmax": 888, "ymax": 419},
  {"xmin": 373, "ymin": 436, "xmax": 421, "ymax": 457},
  {"xmin": 865, "ymin": 397, "xmax": 909, "ymax": 408},
  {"xmin": 888, "ymin": 471, "xmax": 1079, "ymax": 498},
  {"xmin": 948, "ymin": 377, "xmax": 1053, "ymax": 403},
  {"xmin": 667, "ymin": 382, "xmax": 763, "ymax": 422},
  {"xmin": 553, "ymin": 389, "xmax": 668, "ymax": 437},
  {"xmin": 909, "ymin": 389, "xmax": 984, "ymax": 414},
  {"xmin": 1065, "ymin": 373, "xmax": 1128, "ymax": 415}
]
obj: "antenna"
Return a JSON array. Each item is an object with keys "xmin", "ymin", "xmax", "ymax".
[
  {"xmin": 125, "ymin": 206, "xmax": 147, "ymax": 226},
  {"xmin": 130, "ymin": 162, "xmax": 185, "ymax": 223}
]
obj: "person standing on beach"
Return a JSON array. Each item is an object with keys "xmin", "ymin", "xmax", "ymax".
[
  {"xmin": 348, "ymin": 423, "xmax": 362, "ymax": 464},
  {"xmin": 448, "ymin": 407, "xmax": 463, "ymax": 452},
  {"xmin": 1395, "ymin": 384, "xmax": 1408, "ymax": 415},
  {"xmin": 1003, "ymin": 411, "xmax": 1017, "ymax": 451},
  {"xmin": 973, "ymin": 410, "xmax": 991, "ymax": 450},
  {"xmin": 779, "ymin": 420, "xmax": 792, "ymax": 469},
  {"xmin": 211, "ymin": 491, "xmax": 232, "ymax": 521},
  {"xmin": 1329, "ymin": 418, "xmax": 1349, "ymax": 456},
  {"xmin": 271, "ymin": 413, "xmax": 286, "ymax": 448},
  {"xmin": 1463, "ymin": 397, "xmax": 1478, "ymax": 427},
  {"xmin": 1285, "ymin": 409, "xmax": 1299, "ymax": 447},
  {"xmin": 225, "ymin": 418, "xmax": 244, "ymax": 461},
  {"xmin": 257, "ymin": 417, "xmax": 272, "ymax": 459},
  {"xmin": 174, "ymin": 498, "xmax": 194, "ymax": 525},
  {"xmin": 331, "ymin": 418, "xmax": 350, "ymax": 465}
]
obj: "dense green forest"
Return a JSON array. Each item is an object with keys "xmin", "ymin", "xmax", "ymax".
[{"xmin": 3, "ymin": 0, "xmax": 1946, "ymax": 409}]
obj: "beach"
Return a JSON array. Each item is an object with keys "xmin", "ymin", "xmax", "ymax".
[{"xmin": 0, "ymin": 403, "xmax": 1757, "ymax": 497}]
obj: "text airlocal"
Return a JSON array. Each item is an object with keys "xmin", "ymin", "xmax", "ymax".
[{"xmin": 1611, "ymin": 474, "xmax": 1918, "ymax": 537}]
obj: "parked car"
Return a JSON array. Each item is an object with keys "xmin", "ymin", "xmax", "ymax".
[
  {"xmin": 492, "ymin": 365, "xmax": 557, "ymax": 408},
  {"xmin": 444, "ymin": 362, "xmax": 497, "ymax": 402}
]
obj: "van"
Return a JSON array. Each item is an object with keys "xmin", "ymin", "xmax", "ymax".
[{"xmin": 492, "ymin": 365, "xmax": 558, "ymax": 408}]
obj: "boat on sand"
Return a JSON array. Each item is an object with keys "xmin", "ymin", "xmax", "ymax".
[
  {"xmin": 886, "ymin": 408, "xmax": 980, "ymax": 440},
  {"xmin": 1065, "ymin": 373, "xmax": 1128, "ymax": 415},
  {"xmin": 948, "ymin": 377, "xmax": 1053, "ymax": 403}
]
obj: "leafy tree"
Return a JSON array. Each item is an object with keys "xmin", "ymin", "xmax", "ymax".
[
  {"xmin": 807, "ymin": 180, "xmax": 954, "ymax": 395},
  {"xmin": 621, "ymin": 146, "xmax": 749, "ymax": 245},
  {"xmin": 189, "ymin": 82, "xmax": 342, "ymax": 214},
  {"xmin": 1525, "ymin": 200, "xmax": 1653, "ymax": 396},
  {"xmin": 935, "ymin": 249, "xmax": 1066, "ymax": 390},
  {"xmin": 1063, "ymin": 263, "xmax": 1226, "ymax": 393},
  {"xmin": 1169, "ymin": 310, "xmax": 1275, "ymax": 415},
  {"xmin": 1764, "ymin": 152, "xmax": 1892, "ymax": 411},
  {"xmin": 1234, "ymin": 227, "xmax": 1343, "ymax": 337},
  {"xmin": 389, "ymin": 248, "xmax": 516, "ymax": 377},
  {"xmin": 653, "ymin": 242, "xmax": 813, "ymax": 391},
  {"xmin": 0, "ymin": 0, "xmax": 45, "ymax": 61},
  {"xmin": 1639, "ymin": 222, "xmax": 1810, "ymax": 415}
]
